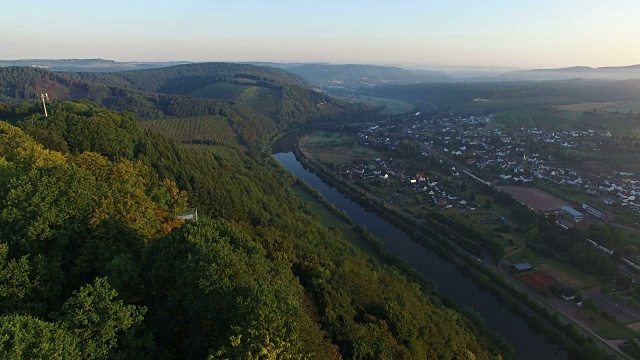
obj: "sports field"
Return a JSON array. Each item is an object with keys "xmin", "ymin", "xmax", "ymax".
[
  {"xmin": 519, "ymin": 271, "xmax": 560, "ymax": 292},
  {"xmin": 498, "ymin": 187, "xmax": 568, "ymax": 212}
]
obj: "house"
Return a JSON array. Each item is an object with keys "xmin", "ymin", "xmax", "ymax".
[{"xmin": 560, "ymin": 287, "xmax": 577, "ymax": 301}]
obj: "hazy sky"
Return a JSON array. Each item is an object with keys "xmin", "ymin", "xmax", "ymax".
[{"xmin": 2, "ymin": 0, "xmax": 639, "ymax": 69}]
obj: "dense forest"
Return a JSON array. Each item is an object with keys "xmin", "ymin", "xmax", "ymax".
[
  {"xmin": 0, "ymin": 99, "xmax": 505, "ymax": 358},
  {"xmin": 0, "ymin": 64, "xmax": 373, "ymax": 130}
]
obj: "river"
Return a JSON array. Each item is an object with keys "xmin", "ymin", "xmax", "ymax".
[{"xmin": 274, "ymin": 151, "xmax": 568, "ymax": 360}]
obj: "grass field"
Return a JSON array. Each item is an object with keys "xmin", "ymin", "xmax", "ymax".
[
  {"xmin": 237, "ymin": 86, "xmax": 280, "ymax": 118},
  {"xmin": 555, "ymin": 110, "xmax": 584, "ymax": 120},
  {"xmin": 291, "ymin": 186, "xmax": 382, "ymax": 261},
  {"xmin": 303, "ymin": 132, "xmax": 381, "ymax": 165},
  {"xmin": 307, "ymin": 132, "xmax": 352, "ymax": 145},
  {"xmin": 595, "ymin": 322, "xmax": 639, "ymax": 340},
  {"xmin": 451, "ymin": 96, "xmax": 573, "ymax": 115},
  {"xmin": 494, "ymin": 109, "xmax": 571, "ymax": 129},
  {"xmin": 556, "ymin": 101, "xmax": 628, "ymax": 112},
  {"xmin": 576, "ymin": 113, "xmax": 640, "ymax": 133},
  {"xmin": 606, "ymin": 101, "xmax": 640, "ymax": 113},
  {"xmin": 307, "ymin": 146, "xmax": 381, "ymax": 165}
]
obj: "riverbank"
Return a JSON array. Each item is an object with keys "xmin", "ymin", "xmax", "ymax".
[{"xmin": 288, "ymin": 134, "xmax": 622, "ymax": 360}]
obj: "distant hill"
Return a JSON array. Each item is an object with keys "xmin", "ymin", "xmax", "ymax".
[
  {"xmin": 284, "ymin": 63, "xmax": 452, "ymax": 86},
  {"xmin": 0, "ymin": 58, "xmax": 191, "ymax": 72},
  {"xmin": 0, "ymin": 63, "xmax": 373, "ymax": 143},
  {"xmin": 362, "ymin": 79, "xmax": 640, "ymax": 113},
  {"xmin": 74, "ymin": 62, "xmax": 368, "ymax": 127},
  {"xmin": 498, "ymin": 65, "xmax": 640, "ymax": 81}
]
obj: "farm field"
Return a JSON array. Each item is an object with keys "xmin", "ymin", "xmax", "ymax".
[
  {"xmin": 556, "ymin": 101, "xmax": 628, "ymax": 112},
  {"xmin": 306, "ymin": 145, "xmax": 381, "ymax": 165},
  {"xmin": 140, "ymin": 116, "xmax": 238, "ymax": 145},
  {"xmin": 236, "ymin": 86, "xmax": 280, "ymax": 118},
  {"xmin": 555, "ymin": 101, "xmax": 640, "ymax": 115},
  {"xmin": 336, "ymin": 94, "xmax": 415, "ymax": 115},
  {"xmin": 494, "ymin": 109, "xmax": 570, "ymax": 129},
  {"xmin": 576, "ymin": 113, "xmax": 640, "ymax": 133},
  {"xmin": 448, "ymin": 96, "xmax": 573, "ymax": 115},
  {"xmin": 306, "ymin": 132, "xmax": 353, "ymax": 145},
  {"xmin": 302, "ymin": 132, "xmax": 381, "ymax": 165},
  {"xmin": 605, "ymin": 101, "xmax": 640, "ymax": 113},
  {"xmin": 498, "ymin": 186, "xmax": 568, "ymax": 212}
]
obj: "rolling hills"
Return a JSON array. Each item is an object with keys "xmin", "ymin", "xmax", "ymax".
[
  {"xmin": 0, "ymin": 63, "xmax": 372, "ymax": 134},
  {"xmin": 285, "ymin": 63, "xmax": 452, "ymax": 86}
]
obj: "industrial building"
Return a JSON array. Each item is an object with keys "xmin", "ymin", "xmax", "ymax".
[{"xmin": 560, "ymin": 205, "xmax": 584, "ymax": 222}]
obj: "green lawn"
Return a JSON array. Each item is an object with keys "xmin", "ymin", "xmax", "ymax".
[
  {"xmin": 507, "ymin": 248, "xmax": 544, "ymax": 266},
  {"xmin": 291, "ymin": 186, "xmax": 382, "ymax": 261},
  {"xmin": 595, "ymin": 323, "xmax": 639, "ymax": 340}
]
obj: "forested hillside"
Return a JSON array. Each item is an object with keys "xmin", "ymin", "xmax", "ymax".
[
  {"xmin": 0, "ymin": 64, "xmax": 373, "ymax": 131},
  {"xmin": 0, "ymin": 102, "xmax": 503, "ymax": 359}
]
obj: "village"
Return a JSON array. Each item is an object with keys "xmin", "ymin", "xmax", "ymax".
[
  {"xmin": 337, "ymin": 113, "xmax": 640, "ymax": 226},
  {"xmin": 300, "ymin": 112, "xmax": 640, "ymax": 350}
]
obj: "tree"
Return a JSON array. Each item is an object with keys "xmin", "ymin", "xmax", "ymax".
[
  {"xmin": 54, "ymin": 277, "xmax": 146, "ymax": 359},
  {"xmin": 0, "ymin": 314, "xmax": 81, "ymax": 359},
  {"xmin": 484, "ymin": 199, "xmax": 492, "ymax": 209}
]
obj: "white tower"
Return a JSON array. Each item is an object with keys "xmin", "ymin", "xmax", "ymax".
[{"xmin": 39, "ymin": 93, "xmax": 49, "ymax": 117}]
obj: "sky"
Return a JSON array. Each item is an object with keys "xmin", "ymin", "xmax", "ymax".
[{"xmin": 2, "ymin": 0, "xmax": 639, "ymax": 69}]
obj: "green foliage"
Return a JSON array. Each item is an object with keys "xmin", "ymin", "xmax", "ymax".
[
  {"xmin": 0, "ymin": 244, "xmax": 31, "ymax": 313},
  {"xmin": 0, "ymin": 278, "xmax": 147, "ymax": 360},
  {"xmin": 0, "ymin": 100, "xmax": 500, "ymax": 359},
  {"xmin": 144, "ymin": 219, "xmax": 311, "ymax": 358},
  {"xmin": 54, "ymin": 277, "xmax": 146, "ymax": 359},
  {"xmin": 0, "ymin": 314, "xmax": 81, "ymax": 359}
]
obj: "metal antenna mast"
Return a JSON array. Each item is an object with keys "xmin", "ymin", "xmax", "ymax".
[{"xmin": 39, "ymin": 93, "xmax": 49, "ymax": 117}]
